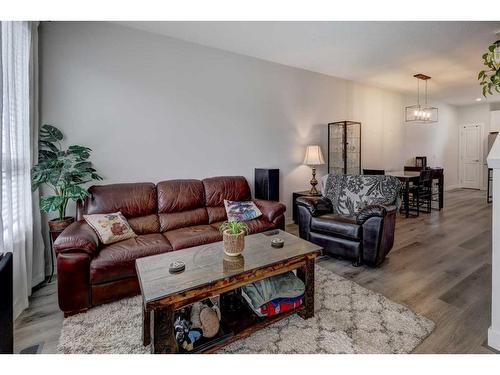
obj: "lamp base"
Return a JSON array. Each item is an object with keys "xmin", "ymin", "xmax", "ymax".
[
  {"xmin": 308, "ymin": 186, "xmax": 319, "ymax": 195},
  {"xmin": 309, "ymin": 167, "xmax": 319, "ymax": 195}
]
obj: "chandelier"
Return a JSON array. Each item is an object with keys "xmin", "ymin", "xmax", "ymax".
[{"xmin": 405, "ymin": 74, "xmax": 438, "ymax": 124}]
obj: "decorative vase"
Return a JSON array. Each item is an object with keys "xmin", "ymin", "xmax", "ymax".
[
  {"xmin": 48, "ymin": 217, "xmax": 75, "ymax": 235},
  {"xmin": 222, "ymin": 230, "xmax": 245, "ymax": 256}
]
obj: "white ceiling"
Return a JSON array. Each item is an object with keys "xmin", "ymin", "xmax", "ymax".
[{"xmin": 116, "ymin": 21, "xmax": 500, "ymax": 106}]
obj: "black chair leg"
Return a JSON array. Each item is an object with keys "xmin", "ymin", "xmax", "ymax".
[
  {"xmin": 352, "ymin": 253, "xmax": 362, "ymax": 267},
  {"xmin": 416, "ymin": 191, "xmax": 420, "ymax": 216}
]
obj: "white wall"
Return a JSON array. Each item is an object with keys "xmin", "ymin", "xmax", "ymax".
[
  {"xmin": 403, "ymin": 100, "xmax": 460, "ymax": 188},
  {"xmin": 39, "ymin": 22, "xmax": 344, "ymax": 220},
  {"xmin": 39, "ymin": 21, "xmax": 460, "ymax": 229},
  {"xmin": 347, "ymin": 83, "xmax": 406, "ymax": 172}
]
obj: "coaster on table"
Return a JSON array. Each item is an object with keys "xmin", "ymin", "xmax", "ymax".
[
  {"xmin": 263, "ymin": 230, "xmax": 279, "ymax": 236},
  {"xmin": 271, "ymin": 238, "xmax": 284, "ymax": 248},
  {"xmin": 169, "ymin": 261, "xmax": 186, "ymax": 274}
]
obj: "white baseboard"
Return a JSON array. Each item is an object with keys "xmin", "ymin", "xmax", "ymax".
[
  {"xmin": 488, "ymin": 327, "xmax": 500, "ymax": 351},
  {"xmin": 445, "ymin": 184, "xmax": 460, "ymax": 191},
  {"xmin": 13, "ymin": 296, "xmax": 28, "ymax": 321},
  {"xmin": 32, "ymin": 271, "xmax": 45, "ymax": 288}
]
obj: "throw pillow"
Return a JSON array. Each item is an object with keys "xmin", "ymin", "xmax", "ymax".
[
  {"xmin": 83, "ymin": 212, "xmax": 137, "ymax": 245},
  {"xmin": 224, "ymin": 200, "xmax": 262, "ymax": 222}
]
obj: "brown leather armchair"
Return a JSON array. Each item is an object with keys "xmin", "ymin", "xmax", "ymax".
[
  {"xmin": 54, "ymin": 176, "xmax": 286, "ymax": 316},
  {"xmin": 296, "ymin": 196, "xmax": 397, "ymax": 267}
]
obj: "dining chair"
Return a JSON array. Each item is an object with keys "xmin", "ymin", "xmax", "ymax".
[
  {"xmin": 430, "ymin": 167, "xmax": 443, "ymax": 210},
  {"xmin": 408, "ymin": 168, "xmax": 432, "ymax": 215}
]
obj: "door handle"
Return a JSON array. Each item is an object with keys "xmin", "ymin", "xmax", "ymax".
[{"xmin": 473, "ymin": 159, "xmax": 480, "ymax": 162}]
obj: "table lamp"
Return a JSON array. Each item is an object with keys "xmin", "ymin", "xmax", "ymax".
[{"xmin": 303, "ymin": 145, "xmax": 325, "ymax": 195}]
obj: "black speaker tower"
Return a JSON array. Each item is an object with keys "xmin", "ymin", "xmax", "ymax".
[{"xmin": 254, "ymin": 168, "xmax": 279, "ymax": 202}]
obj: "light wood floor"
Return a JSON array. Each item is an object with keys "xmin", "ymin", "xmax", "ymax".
[{"xmin": 14, "ymin": 189, "xmax": 496, "ymax": 354}]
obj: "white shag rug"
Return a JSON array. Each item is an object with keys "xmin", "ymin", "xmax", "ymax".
[{"xmin": 58, "ymin": 266, "xmax": 434, "ymax": 354}]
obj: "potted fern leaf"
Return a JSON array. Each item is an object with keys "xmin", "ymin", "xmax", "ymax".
[
  {"xmin": 31, "ymin": 124, "xmax": 103, "ymax": 234},
  {"xmin": 219, "ymin": 221, "xmax": 249, "ymax": 256},
  {"xmin": 478, "ymin": 40, "xmax": 500, "ymax": 97}
]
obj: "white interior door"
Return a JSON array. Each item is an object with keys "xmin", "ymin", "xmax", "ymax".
[{"xmin": 460, "ymin": 124, "xmax": 483, "ymax": 189}]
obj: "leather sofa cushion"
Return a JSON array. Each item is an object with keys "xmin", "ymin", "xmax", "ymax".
[
  {"xmin": 203, "ymin": 176, "xmax": 251, "ymax": 223},
  {"xmin": 206, "ymin": 206, "xmax": 227, "ymax": 224},
  {"xmin": 310, "ymin": 214, "xmax": 362, "ymax": 240},
  {"xmin": 164, "ymin": 225, "xmax": 222, "ymax": 250},
  {"xmin": 90, "ymin": 234, "xmax": 173, "ymax": 284},
  {"xmin": 77, "ymin": 183, "xmax": 160, "ymax": 235},
  {"xmin": 157, "ymin": 179, "xmax": 205, "ymax": 213},
  {"xmin": 159, "ymin": 207, "xmax": 209, "ymax": 232},
  {"xmin": 157, "ymin": 180, "xmax": 209, "ymax": 231},
  {"xmin": 211, "ymin": 217, "xmax": 276, "ymax": 235},
  {"xmin": 79, "ymin": 183, "xmax": 157, "ymax": 218},
  {"xmin": 127, "ymin": 214, "xmax": 160, "ymax": 234},
  {"xmin": 203, "ymin": 176, "xmax": 251, "ymax": 207}
]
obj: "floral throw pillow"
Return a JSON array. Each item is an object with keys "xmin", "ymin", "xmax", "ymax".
[
  {"xmin": 224, "ymin": 200, "xmax": 262, "ymax": 222},
  {"xmin": 83, "ymin": 212, "xmax": 137, "ymax": 245}
]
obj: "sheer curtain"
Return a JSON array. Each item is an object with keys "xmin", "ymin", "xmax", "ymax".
[{"xmin": 1, "ymin": 21, "xmax": 45, "ymax": 319}]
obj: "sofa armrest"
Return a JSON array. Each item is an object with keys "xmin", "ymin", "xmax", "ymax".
[
  {"xmin": 57, "ymin": 252, "xmax": 91, "ymax": 315},
  {"xmin": 356, "ymin": 204, "xmax": 396, "ymax": 225},
  {"xmin": 253, "ymin": 199, "xmax": 286, "ymax": 223},
  {"xmin": 53, "ymin": 220, "xmax": 100, "ymax": 257},
  {"xmin": 296, "ymin": 196, "xmax": 332, "ymax": 217}
]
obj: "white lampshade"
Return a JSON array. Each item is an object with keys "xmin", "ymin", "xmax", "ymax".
[{"xmin": 303, "ymin": 145, "xmax": 325, "ymax": 166}]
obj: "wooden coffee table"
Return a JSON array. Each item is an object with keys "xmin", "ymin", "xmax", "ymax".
[{"xmin": 135, "ymin": 229, "xmax": 322, "ymax": 354}]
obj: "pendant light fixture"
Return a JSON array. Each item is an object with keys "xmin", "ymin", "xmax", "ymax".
[{"xmin": 405, "ymin": 74, "xmax": 438, "ymax": 124}]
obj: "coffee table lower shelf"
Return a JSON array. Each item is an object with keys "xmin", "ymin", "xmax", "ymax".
[{"xmin": 198, "ymin": 302, "xmax": 306, "ymax": 354}]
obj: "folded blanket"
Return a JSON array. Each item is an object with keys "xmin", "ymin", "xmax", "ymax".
[
  {"xmin": 241, "ymin": 271, "xmax": 305, "ymax": 313},
  {"xmin": 242, "ymin": 293, "xmax": 304, "ymax": 317}
]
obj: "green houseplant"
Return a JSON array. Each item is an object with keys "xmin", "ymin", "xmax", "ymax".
[
  {"xmin": 32, "ymin": 124, "xmax": 102, "ymax": 232},
  {"xmin": 219, "ymin": 221, "xmax": 249, "ymax": 256},
  {"xmin": 478, "ymin": 41, "xmax": 500, "ymax": 97}
]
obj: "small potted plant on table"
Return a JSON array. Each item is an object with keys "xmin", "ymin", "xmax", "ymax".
[
  {"xmin": 219, "ymin": 221, "xmax": 249, "ymax": 256},
  {"xmin": 31, "ymin": 124, "xmax": 103, "ymax": 235}
]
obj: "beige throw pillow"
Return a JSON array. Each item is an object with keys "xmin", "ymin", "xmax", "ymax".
[{"xmin": 83, "ymin": 212, "xmax": 137, "ymax": 245}]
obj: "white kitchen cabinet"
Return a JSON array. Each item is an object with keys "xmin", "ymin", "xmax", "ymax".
[{"xmin": 491, "ymin": 110, "xmax": 500, "ymax": 132}]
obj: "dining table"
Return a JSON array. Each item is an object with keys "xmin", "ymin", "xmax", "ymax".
[
  {"xmin": 385, "ymin": 168, "xmax": 444, "ymax": 218},
  {"xmin": 385, "ymin": 170, "xmax": 420, "ymax": 218}
]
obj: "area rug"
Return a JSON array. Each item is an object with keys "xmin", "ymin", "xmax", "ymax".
[{"xmin": 57, "ymin": 266, "xmax": 434, "ymax": 354}]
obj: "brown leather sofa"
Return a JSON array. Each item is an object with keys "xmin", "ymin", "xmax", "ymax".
[{"xmin": 54, "ymin": 176, "xmax": 286, "ymax": 316}]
